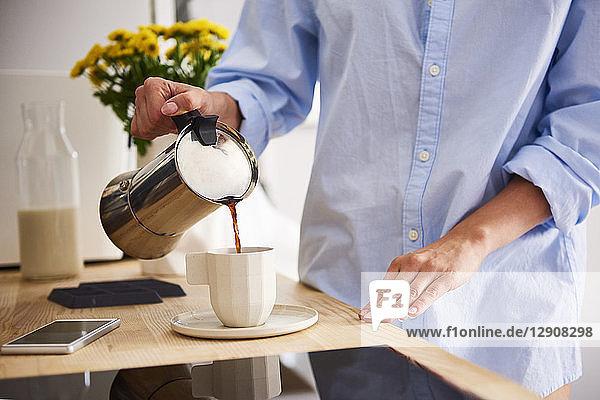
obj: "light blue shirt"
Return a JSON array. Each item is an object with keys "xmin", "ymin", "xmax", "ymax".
[{"xmin": 207, "ymin": 0, "xmax": 600, "ymax": 396}]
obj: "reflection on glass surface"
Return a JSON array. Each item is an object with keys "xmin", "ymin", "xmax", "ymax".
[
  {"xmin": 109, "ymin": 347, "xmax": 471, "ymax": 400},
  {"xmin": 309, "ymin": 347, "xmax": 471, "ymax": 400},
  {"xmin": 191, "ymin": 355, "xmax": 281, "ymax": 399},
  {"xmin": 0, "ymin": 347, "xmax": 472, "ymax": 400}
]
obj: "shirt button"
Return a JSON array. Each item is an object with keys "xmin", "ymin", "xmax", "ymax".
[
  {"xmin": 418, "ymin": 150, "xmax": 430, "ymax": 162},
  {"xmin": 429, "ymin": 64, "xmax": 441, "ymax": 76},
  {"xmin": 408, "ymin": 229, "xmax": 419, "ymax": 241}
]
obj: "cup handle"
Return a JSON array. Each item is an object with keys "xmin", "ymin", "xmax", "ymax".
[{"xmin": 186, "ymin": 253, "xmax": 209, "ymax": 285}]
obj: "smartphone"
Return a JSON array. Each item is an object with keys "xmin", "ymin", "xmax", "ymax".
[{"xmin": 1, "ymin": 319, "xmax": 120, "ymax": 355}]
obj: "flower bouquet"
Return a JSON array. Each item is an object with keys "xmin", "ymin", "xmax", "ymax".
[{"xmin": 70, "ymin": 19, "xmax": 229, "ymax": 155}]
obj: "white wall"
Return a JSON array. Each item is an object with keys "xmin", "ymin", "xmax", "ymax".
[{"xmin": 0, "ymin": 0, "xmax": 151, "ymax": 71}]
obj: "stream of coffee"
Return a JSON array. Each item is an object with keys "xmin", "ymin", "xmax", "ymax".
[{"xmin": 227, "ymin": 202, "xmax": 242, "ymax": 253}]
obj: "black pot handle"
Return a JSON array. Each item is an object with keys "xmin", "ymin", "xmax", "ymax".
[{"xmin": 171, "ymin": 110, "xmax": 218, "ymax": 146}]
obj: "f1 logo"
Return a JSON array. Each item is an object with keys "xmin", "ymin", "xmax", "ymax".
[{"xmin": 369, "ymin": 280, "xmax": 410, "ymax": 331}]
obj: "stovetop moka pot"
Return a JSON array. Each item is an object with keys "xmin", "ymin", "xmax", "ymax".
[{"xmin": 99, "ymin": 111, "xmax": 258, "ymax": 259}]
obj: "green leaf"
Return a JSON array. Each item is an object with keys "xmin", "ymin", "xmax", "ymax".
[{"xmin": 133, "ymin": 136, "xmax": 152, "ymax": 156}]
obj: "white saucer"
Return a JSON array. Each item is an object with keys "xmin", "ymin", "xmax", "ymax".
[{"xmin": 171, "ymin": 304, "xmax": 319, "ymax": 339}]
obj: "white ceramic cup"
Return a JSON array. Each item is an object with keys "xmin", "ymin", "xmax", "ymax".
[
  {"xmin": 186, "ymin": 247, "xmax": 276, "ymax": 328},
  {"xmin": 191, "ymin": 355, "xmax": 282, "ymax": 399}
]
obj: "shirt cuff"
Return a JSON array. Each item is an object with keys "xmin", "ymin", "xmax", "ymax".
[
  {"xmin": 503, "ymin": 135, "xmax": 599, "ymax": 233},
  {"xmin": 207, "ymin": 80, "xmax": 269, "ymax": 156}
]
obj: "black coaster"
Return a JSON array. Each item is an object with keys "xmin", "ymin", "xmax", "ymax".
[{"xmin": 48, "ymin": 279, "xmax": 186, "ymax": 308}]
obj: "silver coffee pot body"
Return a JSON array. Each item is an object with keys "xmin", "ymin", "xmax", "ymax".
[{"xmin": 99, "ymin": 114, "xmax": 258, "ymax": 259}]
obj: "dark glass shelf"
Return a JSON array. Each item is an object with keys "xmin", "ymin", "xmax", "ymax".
[{"xmin": 0, "ymin": 346, "xmax": 471, "ymax": 400}]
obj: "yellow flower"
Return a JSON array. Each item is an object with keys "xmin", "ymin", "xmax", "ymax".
[
  {"xmin": 138, "ymin": 28, "xmax": 155, "ymax": 40},
  {"xmin": 176, "ymin": 33, "xmax": 226, "ymax": 62},
  {"xmin": 184, "ymin": 19, "xmax": 211, "ymax": 35},
  {"xmin": 144, "ymin": 24, "xmax": 167, "ymax": 35},
  {"xmin": 213, "ymin": 41, "xmax": 227, "ymax": 51},
  {"xmin": 84, "ymin": 43, "xmax": 103, "ymax": 66},
  {"xmin": 209, "ymin": 23, "xmax": 229, "ymax": 40},
  {"xmin": 103, "ymin": 42, "xmax": 135, "ymax": 59},
  {"xmin": 121, "ymin": 47, "xmax": 135, "ymax": 56},
  {"xmin": 69, "ymin": 59, "xmax": 87, "ymax": 78},
  {"xmin": 163, "ymin": 19, "xmax": 229, "ymax": 39},
  {"xmin": 108, "ymin": 28, "xmax": 134, "ymax": 42},
  {"xmin": 144, "ymin": 40, "xmax": 159, "ymax": 57},
  {"xmin": 179, "ymin": 41, "xmax": 194, "ymax": 56},
  {"xmin": 199, "ymin": 34, "xmax": 227, "ymax": 51},
  {"xmin": 183, "ymin": 19, "xmax": 229, "ymax": 39},
  {"xmin": 125, "ymin": 36, "xmax": 139, "ymax": 52},
  {"xmin": 165, "ymin": 45, "xmax": 178, "ymax": 59},
  {"xmin": 87, "ymin": 66, "xmax": 103, "ymax": 87},
  {"xmin": 105, "ymin": 43, "xmax": 123, "ymax": 58},
  {"xmin": 126, "ymin": 37, "xmax": 141, "ymax": 53},
  {"xmin": 128, "ymin": 29, "xmax": 159, "ymax": 55},
  {"xmin": 164, "ymin": 21, "xmax": 186, "ymax": 38}
]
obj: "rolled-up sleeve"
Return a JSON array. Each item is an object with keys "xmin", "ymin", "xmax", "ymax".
[
  {"xmin": 206, "ymin": 0, "xmax": 319, "ymax": 156},
  {"xmin": 504, "ymin": 0, "xmax": 600, "ymax": 233}
]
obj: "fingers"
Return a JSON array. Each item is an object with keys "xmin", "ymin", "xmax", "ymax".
[
  {"xmin": 137, "ymin": 85, "xmax": 153, "ymax": 134},
  {"xmin": 382, "ymin": 252, "xmax": 453, "ymax": 320},
  {"xmin": 381, "ymin": 254, "xmax": 421, "ymax": 321},
  {"xmin": 161, "ymin": 101, "xmax": 178, "ymax": 115},
  {"xmin": 130, "ymin": 77, "xmax": 210, "ymax": 140},
  {"xmin": 131, "ymin": 111, "xmax": 139, "ymax": 137},
  {"xmin": 162, "ymin": 89, "xmax": 210, "ymax": 116},
  {"xmin": 145, "ymin": 78, "xmax": 179, "ymax": 121},
  {"xmin": 359, "ymin": 302, "xmax": 395, "ymax": 325},
  {"xmin": 408, "ymin": 275, "xmax": 452, "ymax": 318},
  {"xmin": 131, "ymin": 79, "xmax": 169, "ymax": 140},
  {"xmin": 407, "ymin": 271, "xmax": 437, "ymax": 307},
  {"xmin": 358, "ymin": 302, "xmax": 370, "ymax": 320}
]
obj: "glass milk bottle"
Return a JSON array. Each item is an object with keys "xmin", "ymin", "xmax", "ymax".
[{"xmin": 16, "ymin": 101, "xmax": 83, "ymax": 279}]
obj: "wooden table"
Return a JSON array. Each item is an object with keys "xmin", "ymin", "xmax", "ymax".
[{"xmin": 0, "ymin": 260, "xmax": 537, "ymax": 399}]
